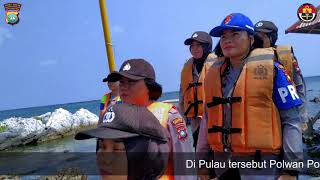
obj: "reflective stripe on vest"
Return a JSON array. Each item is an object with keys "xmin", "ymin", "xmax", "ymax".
[
  {"xmin": 275, "ymin": 45, "xmax": 294, "ymax": 81},
  {"xmin": 180, "ymin": 53, "xmax": 216, "ymax": 118},
  {"xmin": 147, "ymin": 102, "xmax": 174, "ymax": 180},
  {"xmin": 205, "ymin": 48, "xmax": 282, "ymax": 154}
]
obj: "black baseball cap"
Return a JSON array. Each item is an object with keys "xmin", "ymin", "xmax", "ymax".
[
  {"xmin": 255, "ymin": 20, "xmax": 278, "ymax": 33},
  {"xmin": 102, "ymin": 73, "xmax": 118, "ymax": 82},
  {"xmin": 75, "ymin": 103, "xmax": 168, "ymax": 142},
  {"xmin": 76, "ymin": 104, "xmax": 170, "ymax": 179},
  {"xmin": 107, "ymin": 59, "xmax": 156, "ymax": 81},
  {"xmin": 184, "ymin": 31, "xmax": 212, "ymax": 45}
]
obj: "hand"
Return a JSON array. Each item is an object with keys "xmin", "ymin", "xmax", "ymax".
[{"xmin": 277, "ymin": 175, "xmax": 297, "ymax": 180}]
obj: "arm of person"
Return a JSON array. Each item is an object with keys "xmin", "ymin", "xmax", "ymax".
[
  {"xmin": 99, "ymin": 94, "xmax": 107, "ymax": 125},
  {"xmin": 273, "ymin": 62, "xmax": 303, "ymax": 179},
  {"xmin": 167, "ymin": 106, "xmax": 197, "ymax": 180},
  {"xmin": 196, "ymin": 110, "xmax": 215, "ymax": 180},
  {"xmin": 178, "ymin": 85, "xmax": 186, "ymax": 119},
  {"xmin": 291, "ymin": 48, "xmax": 308, "ymax": 124}
]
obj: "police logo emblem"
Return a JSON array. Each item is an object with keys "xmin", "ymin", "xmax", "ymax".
[
  {"xmin": 4, "ymin": 3, "xmax": 22, "ymax": 25},
  {"xmin": 103, "ymin": 107, "xmax": 115, "ymax": 123},
  {"xmin": 255, "ymin": 22, "xmax": 263, "ymax": 27},
  {"xmin": 179, "ymin": 129, "xmax": 187, "ymax": 138},
  {"xmin": 224, "ymin": 14, "xmax": 232, "ymax": 24},
  {"xmin": 178, "ymin": 128, "xmax": 188, "ymax": 141},
  {"xmin": 254, "ymin": 65, "xmax": 268, "ymax": 80},
  {"xmin": 123, "ymin": 63, "xmax": 131, "ymax": 71},
  {"xmin": 171, "ymin": 118, "xmax": 188, "ymax": 141},
  {"xmin": 297, "ymin": 3, "xmax": 318, "ymax": 22}
]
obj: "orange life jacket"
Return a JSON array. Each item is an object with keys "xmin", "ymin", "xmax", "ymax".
[
  {"xmin": 205, "ymin": 48, "xmax": 282, "ymax": 154},
  {"xmin": 180, "ymin": 53, "xmax": 216, "ymax": 118},
  {"xmin": 148, "ymin": 102, "xmax": 175, "ymax": 180},
  {"xmin": 275, "ymin": 45, "xmax": 295, "ymax": 82}
]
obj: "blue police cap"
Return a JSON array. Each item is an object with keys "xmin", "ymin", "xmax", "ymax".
[{"xmin": 210, "ymin": 13, "xmax": 255, "ymax": 37}]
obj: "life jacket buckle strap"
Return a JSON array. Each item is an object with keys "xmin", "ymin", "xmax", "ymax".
[
  {"xmin": 186, "ymin": 82, "xmax": 203, "ymax": 90},
  {"xmin": 207, "ymin": 96, "xmax": 242, "ymax": 108},
  {"xmin": 208, "ymin": 125, "xmax": 242, "ymax": 134},
  {"xmin": 184, "ymin": 100, "xmax": 203, "ymax": 116}
]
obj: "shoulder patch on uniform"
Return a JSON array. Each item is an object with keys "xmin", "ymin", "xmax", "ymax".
[
  {"xmin": 273, "ymin": 62, "xmax": 302, "ymax": 109},
  {"xmin": 169, "ymin": 106, "xmax": 179, "ymax": 114},
  {"xmin": 172, "ymin": 118, "xmax": 183, "ymax": 125},
  {"xmin": 171, "ymin": 118, "xmax": 188, "ymax": 141}
]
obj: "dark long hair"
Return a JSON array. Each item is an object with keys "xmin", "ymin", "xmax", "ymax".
[{"xmin": 144, "ymin": 78, "xmax": 162, "ymax": 101}]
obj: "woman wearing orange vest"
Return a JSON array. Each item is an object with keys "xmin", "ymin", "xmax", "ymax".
[
  {"xmin": 197, "ymin": 13, "xmax": 304, "ymax": 180},
  {"xmin": 179, "ymin": 31, "xmax": 215, "ymax": 149},
  {"xmin": 99, "ymin": 59, "xmax": 196, "ymax": 180}
]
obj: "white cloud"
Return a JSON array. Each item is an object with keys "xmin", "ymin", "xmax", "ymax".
[
  {"xmin": 111, "ymin": 25, "xmax": 125, "ymax": 33},
  {"xmin": 0, "ymin": 27, "xmax": 13, "ymax": 46},
  {"xmin": 40, "ymin": 59, "xmax": 58, "ymax": 66}
]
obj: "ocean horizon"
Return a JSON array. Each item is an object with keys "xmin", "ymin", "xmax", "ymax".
[{"xmin": 1, "ymin": 75, "xmax": 320, "ymax": 121}]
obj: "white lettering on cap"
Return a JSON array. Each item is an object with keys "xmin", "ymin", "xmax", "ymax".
[
  {"xmin": 192, "ymin": 33, "xmax": 198, "ymax": 38},
  {"xmin": 123, "ymin": 63, "xmax": 131, "ymax": 71},
  {"xmin": 103, "ymin": 107, "xmax": 115, "ymax": 123},
  {"xmin": 256, "ymin": 22, "xmax": 263, "ymax": 27}
]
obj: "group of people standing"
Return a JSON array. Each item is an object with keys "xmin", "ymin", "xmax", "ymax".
[{"xmin": 75, "ymin": 12, "xmax": 307, "ymax": 180}]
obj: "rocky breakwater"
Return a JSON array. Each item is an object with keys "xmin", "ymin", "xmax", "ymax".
[{"xmin": 0, "ymin": 108, "xmax": 98, "ymax": 150}]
